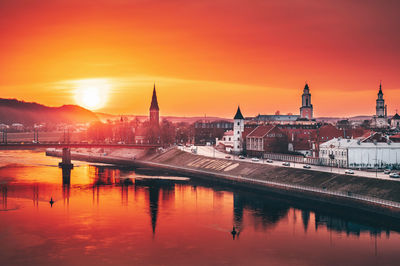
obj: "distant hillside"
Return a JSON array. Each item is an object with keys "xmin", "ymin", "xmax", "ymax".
[
  {"xmin": 316, "ymin": 116, "xmax": 372, "ymax": 123},
  {"xmin": 0, "ymin": 98, "xmax": 98, "ymax": 125}
]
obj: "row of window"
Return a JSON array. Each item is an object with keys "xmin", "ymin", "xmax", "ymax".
[
  {"xmin": 320, "ymin": 149, "xmax": 347, "ymax": 157},
  {"xmin": 195, "ymin": 123, "xmax": 233, "ymax": 129},
  {"xmin": 223, "ymin": 137, "xmax": 240, "ymax": 141}
]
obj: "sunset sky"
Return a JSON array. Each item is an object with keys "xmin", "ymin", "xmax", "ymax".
[{"xmin": 1, "ymin": 0, "xmax": 400, "ymax": 118}]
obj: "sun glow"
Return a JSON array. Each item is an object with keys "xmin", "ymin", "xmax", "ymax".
[{"xmin": 73, "ymin": 79, "xmax": 111, "ymax": 110}]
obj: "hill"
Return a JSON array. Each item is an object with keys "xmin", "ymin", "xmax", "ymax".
[
  {"xmin": 315, "ymin": 115, "xmax": 371, "ymax": 123},
  {"xmin": 0, "ymin": 98, "xmax": 98, "ymax": 125}
]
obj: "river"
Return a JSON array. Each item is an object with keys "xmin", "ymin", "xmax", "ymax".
[{"xmin": 0, "ymin": 150, "xmax": 399, "ymax": 265}]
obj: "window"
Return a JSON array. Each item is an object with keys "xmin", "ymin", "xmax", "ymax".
[{"xmin": 237, "ymin": 122, "xmax": 240, "ymax": 126}]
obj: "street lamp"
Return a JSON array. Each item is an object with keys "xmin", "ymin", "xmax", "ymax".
[
  {"xmin": 329, "ymin": 153, "xmax": 335, "ymax": 173},
  {"xmin": 374, "ymin": 140, "xmax": 378, "ymax": 177}
]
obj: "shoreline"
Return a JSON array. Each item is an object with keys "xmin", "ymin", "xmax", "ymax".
[{"xmin": 46, "ymin": 148, "xmax": 400, "ymax": 219}]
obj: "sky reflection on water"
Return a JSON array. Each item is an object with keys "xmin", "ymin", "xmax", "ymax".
[{"xmin": 0, "ymin": 150, "xmax": 399, "ymax": 266}]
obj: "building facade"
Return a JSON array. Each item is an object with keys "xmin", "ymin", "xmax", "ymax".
[
  {"xmin": 246, "ymin": 125, "xmax": 287, "ymax": 157},
  {"xmin": 391, "ymin": 113, "xmax": 400, "ymax": 129},
  {"xmin": 194, "ymin": 120, "xmax": 233, "ymax": 145},
  {"xmin": 319, "ymin": 136, "xmax": 400, "ymax": 169}
]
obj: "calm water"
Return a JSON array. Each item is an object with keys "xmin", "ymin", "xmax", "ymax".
[{"xmin": 0, "ymin": 151, "xmax": 400, "ymax": 266}]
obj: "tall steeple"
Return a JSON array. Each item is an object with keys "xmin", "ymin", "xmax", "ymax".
[
  {"xmin": 149, "ymin": 84, "xmax": 160, "ymax": 127},
  {"xmin": 378, "ymin": 81, "xmax": 383, "ymax": 96},
  {"xmin": 150, "ymin": 83, "xmax": 159, "ymax": 111},
  {"xmin": 234, "ymin": 106, "xmax": 244, "ymax": 120}
]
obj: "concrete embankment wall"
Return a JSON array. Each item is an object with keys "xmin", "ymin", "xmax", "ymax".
[{"xmin": 47, "ymin": 148, "xmax": 400, "ymax": 218}]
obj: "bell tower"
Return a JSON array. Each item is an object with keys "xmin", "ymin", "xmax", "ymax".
[
  {"xmin": 233, "ymin": 106, "xmax": 244, "ymax": 154},
  {"xmin": 149, "ymin": 84, "xmax": 160, "ymax": 127},
  {"xmin": 300, "ymin": 83, "xmax": 313, "ymax": 120},
  {"xmin": 376, "ymin": 82, "xmax": 386, "ymax": 118}
]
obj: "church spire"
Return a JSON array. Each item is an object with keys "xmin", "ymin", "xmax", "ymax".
[
  {"xmin": 304, "ymin": 82, "xmax": 309, "ymax": 92},
  {"xmin": 234, "ymin": 106, "xmax": 244, "ymax": 120},
  {"xmin": 150, "ymin": 83, "xmax": 159, "ymax": 111},
  {"xmin": 378, "ymin": 81, "xmax": 383, "ymax": 95}
]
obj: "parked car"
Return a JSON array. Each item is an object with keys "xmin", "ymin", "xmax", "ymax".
[
  {"xmin": 384, "ymin": 169, "xmax": 391, "ymax": 174},
  {"xmin": 282, "ymin": 162, "xmax": 290, "ymax": 166},
  {"xmin": 303, "ymin": 165, "xmax": 311, "ymax": 169},
  {"xmin": 251, "ymin": 158, "xmax": 260, "ymax": 162},
  {"xmin": 266, "ymin": 159, "xmax": 273, "ymax": 163},
  {"xmin": 345, "ymin": 169, "xmax": 354, "ymax": 174},
  {"xmin": 389, "ymin": 172, "xmax": 400, "ymax": 178},
  {"xmin": 238, "ymin": 155, "xmax": 245, "ymax": 159},
  {"xmin": 225, "ymin": 155, "xmax": 231, "ymax": 159}
]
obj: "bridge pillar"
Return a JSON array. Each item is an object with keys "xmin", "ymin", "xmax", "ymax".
[{"xmin": 58, "ymin": 147, "xmax": 74, "ymax": 169}]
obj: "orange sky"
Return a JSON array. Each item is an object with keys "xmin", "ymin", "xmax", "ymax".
[{"xmin": 1, "ymin": 0, "xmax": 400, "ymax": 118}]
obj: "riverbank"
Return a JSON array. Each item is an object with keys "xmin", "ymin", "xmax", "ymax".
[{"xmin": 46, "ymin": 148, "xmax": 400, "ymax": 218}]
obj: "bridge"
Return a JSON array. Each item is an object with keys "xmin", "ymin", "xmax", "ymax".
[
  {"xmin": 0, "ymin": 142, "xmax": 162, "ymax": 169},
  {"xmin": 0, "ymin": 142, "xmax": 161, "ymax": 150}
]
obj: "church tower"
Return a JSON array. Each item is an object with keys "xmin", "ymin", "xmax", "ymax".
[
  {"xmin": 376, "ymin": 82, "xmax": 386, "ymax": 118},
  {"xmin": 300, "ymin": 83, "xmax": 313, "ymax": 120},
  {"xmin": 233, "ymin": 106, "xmax": 245, "ymax": 154},
  {"xmin": 149, "ymin": 84, "xmax": 160, "ymax": 127}
]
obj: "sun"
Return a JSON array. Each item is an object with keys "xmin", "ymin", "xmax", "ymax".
[{"xmin": 73, "ymin": 79, "xmax": 110, "ymax": 110}]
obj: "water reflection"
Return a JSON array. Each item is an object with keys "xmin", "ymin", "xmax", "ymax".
[
  {"xmin": 315, "ymin": 213, "xmax": 390, "ymax": 237},
  {"xmin": 1, "ymin": 151, "xmax": 400, "ymax": 265},
  {"xmin": 0, "ymin": 163, "xmax": 399, "ymax": 239}
]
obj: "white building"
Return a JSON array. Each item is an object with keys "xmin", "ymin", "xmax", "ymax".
[
  {"xmin": 391, "ymin": 113, "xmax": 400, "ymax": 129},
  {"xmin": 319, "ymin": 137, "xmax": 400, "ymax": 169},
  {"xmin": 216, "ymin": 130, "xmax": 234, "ymax": 152},
  {"xmin": 233, "ymin": 106, "xmax": 245, "ymax": 154},
  {"xmin": 0, "ymin": 124, "xmax": 9, "ymax": 131},
  {"xmin": 11, "ymin": 123, "xmax": 24, "ymax": 131}
]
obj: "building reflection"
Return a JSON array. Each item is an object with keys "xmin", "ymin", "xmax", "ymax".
[
  {"xmin": 62, "ymin": 167, "xmax": 71, "ymax": 205},
  {"xmin": 0, "ymin": 161, "xmax": 398, "ymax": 242},
  {"xmin": 1, "ymin": 185, "xmax": 7, "ymax": 210},
  {"xmin": 233, "ymin": 193, "xmax": 290, "ymax": 231},
  {"xmin": 136, "ymin": 179, "xmax": 175, "ymax": 237},
  {"xmin": 314, "ymin": 213, "xmax": 390, "ymax": 237},
  {"xmin": 301, "ymin": 210, "xmax": 310, "ymax": 232}
]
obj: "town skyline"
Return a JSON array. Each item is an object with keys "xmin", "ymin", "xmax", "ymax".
[
  {"xmin": 1, "ymin": 81, "xmax": 398, "ymax": 120},
  {"xmin": 1, "ymin": 0, "xmax": 400, "ymax": 117}
]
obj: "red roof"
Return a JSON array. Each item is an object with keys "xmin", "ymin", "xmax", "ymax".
[
  {"xmin": 391, "ymin": 134, "xmax": 400, "ymax": 139},
  {"xmin": 318, "ymin": 124, "xmax": 343, "ymax": 140},
  {"xmin": 223, "ymin": 130, "xmax": 234, "ymax": 136},
  {"xmin": 247, "ymin": 125, "xmax": 275, "ymax": 138},
  {"xmin": 390, "ymin": 134, "xmax": 400, "ymax": 142},
  {"xmin": 242, "ymin": 127, "xmax": 255, "ymax": 139},
  {"xmin": 347, "ymin": 128, "xmax": 369, "ymax": 139}
]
